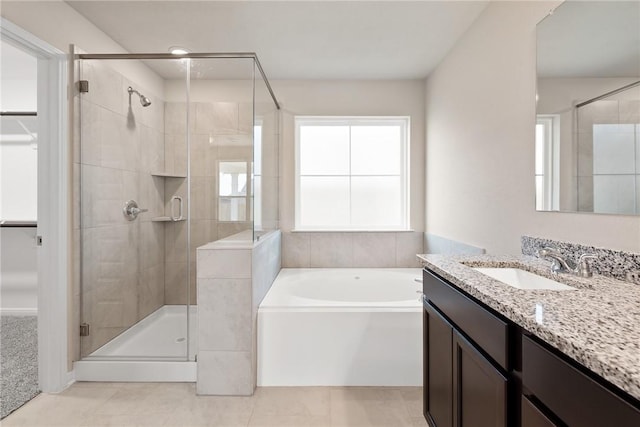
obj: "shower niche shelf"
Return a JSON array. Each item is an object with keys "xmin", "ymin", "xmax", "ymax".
[
  {"xmin": 151, "ymin": 217, "xmax": 186, "ymax": 222},
  {"xmin": 151, "ymin": 172, "xmax": 187, "ymax": 178}
]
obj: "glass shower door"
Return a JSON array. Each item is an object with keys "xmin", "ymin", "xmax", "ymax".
[{"xmin": 78, "ymin": 57, "xmax": 191, "ymax": 361}]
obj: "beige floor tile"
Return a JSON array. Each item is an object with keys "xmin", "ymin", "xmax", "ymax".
[
  {"xmin": 3, "ymin": 383, "xmax": 425, "ymax": 427},
  {"xmin": 93, "ymin": 383, "xmax": 195, "ymax": 416},
  {"xmin": 330, "ymin": 387, "xmax": 404, "ymax": 401},
  {"xmin": 410, "ymin": 416, "xmax": 429, "ymax": 427},
  {"xmin": 399, "ymin": 387, "xmax": 423, "ymax": 418},
  {"xmin": 164, "ymin": 394, "xmax": 255, "ymax": 427},
  {"xmin": 330, "ymin": 388, "xmax": 413, "ymax": 427},
  {"xmin": 80, "ymin": 412, "xmax": 180, "ymax": 427},
  {"xmin": 248, "ymin": 414, "xmax": 332, "ymax": 427},
  {"xmin": 252, "ymin": 387, "xmax": 331, "ymax": 417},
  {"xmin": 2, "ymin": 384, "xmax": 121, "ymax": 427}
]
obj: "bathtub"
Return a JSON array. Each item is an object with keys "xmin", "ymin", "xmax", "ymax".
[{"xmin": 257, "ymin": 268, "xmax": 423, "ymax": 386}]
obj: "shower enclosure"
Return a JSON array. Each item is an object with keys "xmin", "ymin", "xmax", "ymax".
[
  {"xmin": 72, "ymin": 52, "xmax": 279, "ymax": 381},
  {"xmin": 575, "ymin": 81, "xmax": 640, "ymax": 215}
]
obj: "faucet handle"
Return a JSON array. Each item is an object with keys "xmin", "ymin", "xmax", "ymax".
[
  {"xmin": 537, "ymin": 246, "xmax": 558, "ymax": 258},
  {"xmin": 577, "ymin": 253, "xmax": 597, "ymax": 278}
]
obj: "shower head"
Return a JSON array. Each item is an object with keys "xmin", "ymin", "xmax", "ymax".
[{"xmin": 127, "ymin": 86, "xmax": 151, "ymax": 107}]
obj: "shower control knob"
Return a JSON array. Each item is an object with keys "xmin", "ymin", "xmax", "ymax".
[{"xmin": 123, "ymin": 200, "xmax": 148, "ymax": 221}]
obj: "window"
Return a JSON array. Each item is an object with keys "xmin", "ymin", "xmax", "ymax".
[
  {"xmin": 217, "ymin": 126, "xmax": 262, "ymax": 223},
  {"xmin": 295, "ymin": 116, "xmax": 409, "ymax": 230},
  {"xmin": 535, "ymin": 115, "xmax": 559, "ymax": 211},
  {"xmin": 218, "ymin": 161, "xmax": 249, "ymax": 221}
]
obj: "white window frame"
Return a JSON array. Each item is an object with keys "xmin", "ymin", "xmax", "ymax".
[
  {"xmin": 294, "ymin": 116, "xmax": 410, "ymax": 231},
  {"xmin": 536, "ymin": 115, "xmax": 560, "ymax": 211}
]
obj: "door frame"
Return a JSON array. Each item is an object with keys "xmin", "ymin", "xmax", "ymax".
[{"xmin": 1, "ymin": 18, "xmax": 72, "ymax": 393}]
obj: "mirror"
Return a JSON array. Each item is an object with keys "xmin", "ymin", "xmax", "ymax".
[{"xmin": 536, "ymin": 1, "xmax": 640, "ymax": 215}]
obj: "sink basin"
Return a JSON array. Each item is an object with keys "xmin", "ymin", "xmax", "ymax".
[{"xmin": 473, "ymin": 268, "xmax": 576, "ymax": 291}]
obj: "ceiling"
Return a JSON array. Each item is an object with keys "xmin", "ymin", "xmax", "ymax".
[{"xmin": 66, "ymin": 0, "xmax": 489, "ymax": 80}]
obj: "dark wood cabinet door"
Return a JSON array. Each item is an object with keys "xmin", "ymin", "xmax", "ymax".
[
  {"xmin": 521, "ymin": 396, "xmax": 557, "ymax": 427},
  {"xmin": 453, "ymin": 331, "xmax": 507, "ymax": 427},
  {"xmin": 424, "ymin": 304, "xmax": 453, "ymax": 427}
]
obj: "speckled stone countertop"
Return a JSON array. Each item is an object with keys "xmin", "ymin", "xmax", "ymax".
[{"xmin": 417, "ymin": 254, "xmax": 640, "ymax": 401}]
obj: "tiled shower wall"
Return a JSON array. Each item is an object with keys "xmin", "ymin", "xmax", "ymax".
[
  {"xmin": 77, "ymin": 61, "xmax": 166, "ymax": 356},
  {"xmin": 163, "ymin": 101, "xmax": 258, "ymax": 304},
  {"xmin": 577, "ymin": 98, "xmax": 640, "ymax": 214}
]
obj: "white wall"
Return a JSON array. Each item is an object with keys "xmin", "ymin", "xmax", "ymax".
[
  {"xmin": 273, "ymin": 80, "xmax": 425, "ymax": 232},
  {"xmin": 0, "ymin": 0, "xmax": 164, "ymax": 98},
  {"xmin": 1, "ymin": 40, "xmax": 38, "ymax": 220},
  {"xmin": 425, "ymin": 1, "xmax": 640, "ymax": 254}
]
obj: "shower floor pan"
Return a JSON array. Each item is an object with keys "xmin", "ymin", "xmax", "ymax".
[{"xmin": 74, "ymin": 305, "xmax": 197, "ymax": 382}]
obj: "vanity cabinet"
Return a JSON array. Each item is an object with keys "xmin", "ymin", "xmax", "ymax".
[
  {"xmin": 522, "ymin": 335, "xmax": 640, "ymax": 427},
  {"xmin": 423, "ymin": 269, "xmax": 509, "ymax": 427},
  {"xmin": 521, "ymin": 396, "xmax": 557, "ymax": 427},
  {"xmin": 423, "ymin": 266, "xmax": 640, "ymax": 427}
]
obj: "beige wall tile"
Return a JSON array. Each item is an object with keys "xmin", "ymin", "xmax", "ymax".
[
  {"xmin": 218, "ymin": 222, "xmax": 253, "ymax": 240},
  {"xmin": 197, "ymin": 350, "xmax": 253, "ymax": 395},
  {"xmin": 352, "ymin": 233, "xmax": 396, "ymax": 267},
  {"xmin": 79, "ymin": 100, "xmax": 102, "ymax": 166},
  {"xmin": 396, "ymin": 232, "xmax": 424, "ymax": 267},
  {"xmin": 197, "ymin": 248, "xmax": 252, "ymax": 279},
  {"xmin": 309, "ymin": 233, "xmax": 353, "ymax": 268},
  {"xmin": 82, "ymin": 61, "xmax": 124, "ymax": 115},
  {"xmin": 164, "ymin": 261, "xmax": 188, "ymax": 305},
  {"xmin": 281, "ymin": 232, "xmax": 309, "ymax": 267},
  {"xmin": 198, "ymin": 278, "xmax": 252, "ymax": 351},
  {"xmin": 138, "ymin": 265, "xmax": 165, "ymax": 319}
]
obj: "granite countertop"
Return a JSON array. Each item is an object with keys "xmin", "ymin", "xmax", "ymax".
[{"xmin": 417, "ymin": 253, "xmax": 640, "ymax": 401}]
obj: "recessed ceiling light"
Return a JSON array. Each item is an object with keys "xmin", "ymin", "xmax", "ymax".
[{"xmin": 169, "ymin": 46, "xmax": 190, "ymax": 55}]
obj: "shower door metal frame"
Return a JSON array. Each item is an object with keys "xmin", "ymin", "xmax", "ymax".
[
  {"xmin": 75, "ymin": 52, "xmax": 280, "ymax": 109},
  {"xmin": 75, "ymin": 52, "xmax": 279, "ymax": 364}
]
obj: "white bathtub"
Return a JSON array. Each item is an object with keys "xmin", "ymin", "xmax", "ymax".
[{"xmin": 257, "ymin": 268, "xmax": 423, "ymax": 386}]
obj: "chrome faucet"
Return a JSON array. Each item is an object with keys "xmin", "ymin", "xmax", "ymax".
[{"xmin": 537, "ymin": 247, "xmax": 597, "ymax": 278}]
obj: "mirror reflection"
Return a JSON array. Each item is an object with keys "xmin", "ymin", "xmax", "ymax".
[{"xmin": 536, "ymin": 1, "xmax": 640, "ymax": 215}]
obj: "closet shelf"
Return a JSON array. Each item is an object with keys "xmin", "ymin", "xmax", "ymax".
[{"xmin": 151, "ymin": 172, "xmax": 187, "ymax": 178}]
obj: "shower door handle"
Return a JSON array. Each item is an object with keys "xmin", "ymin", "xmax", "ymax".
[
  {"xmin": 123, "ymin": 200, "xmax": 148, "ymax": 221},
  {"xmin": 170, "ymin": 196, "xmax": 183, "ymax": 221}
]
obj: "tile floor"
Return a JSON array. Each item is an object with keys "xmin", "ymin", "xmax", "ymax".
[{"xmin": 2, "ymin": 383, "xmax": 428, "ymax": 427}]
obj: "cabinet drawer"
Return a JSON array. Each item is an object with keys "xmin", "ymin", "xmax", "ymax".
[
  {"xmin": 522, "ymin": 335, "xmax": 640, "ymax": 427},
  {"xmin": 521, "ymin": 396, "xmax": 557, "ymax": 427},
  {"xmin": 423, "ymin": 269, "xmax": 508, "ymax": 370}
]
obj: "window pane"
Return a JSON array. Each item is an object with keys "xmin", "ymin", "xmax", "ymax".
[
  {"xmin": 535, "ymin": 123, "xmax": 545, "ymax": 176},
  {"xmin": 219, "ymin": 197, "xmax": 246, "ymax": 221},
  {"xmin": 351, "ymin": 176, "xmax": 402, "ymax": 227},
  {"xmin": 535, "ymin": 175, "xmax": 544, "ymax": 210},
  {"xmin": 299, "ymin": 125, "xmax": 349, "ymax": 175},
  {"xmin": 253, "ymin": 176, "xmax": 261, "ymax": 227},
  {"xmin": 254, "ymin": 126, "xmax": 262, "ymax": 176},
  {"xmin": 593, "ymin": 124, "xmax": 635, "ymax": 175},
  {"xmin": 351, "ymin": 125, "xmax": 401, "ymax": 175},
  {"xmin": 299, "ymin": 176, "xmax": 349, "ymax": 227},
  {"xmin": 219, "ymin": 161, "xmax": 247, "ymax": 196}
]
